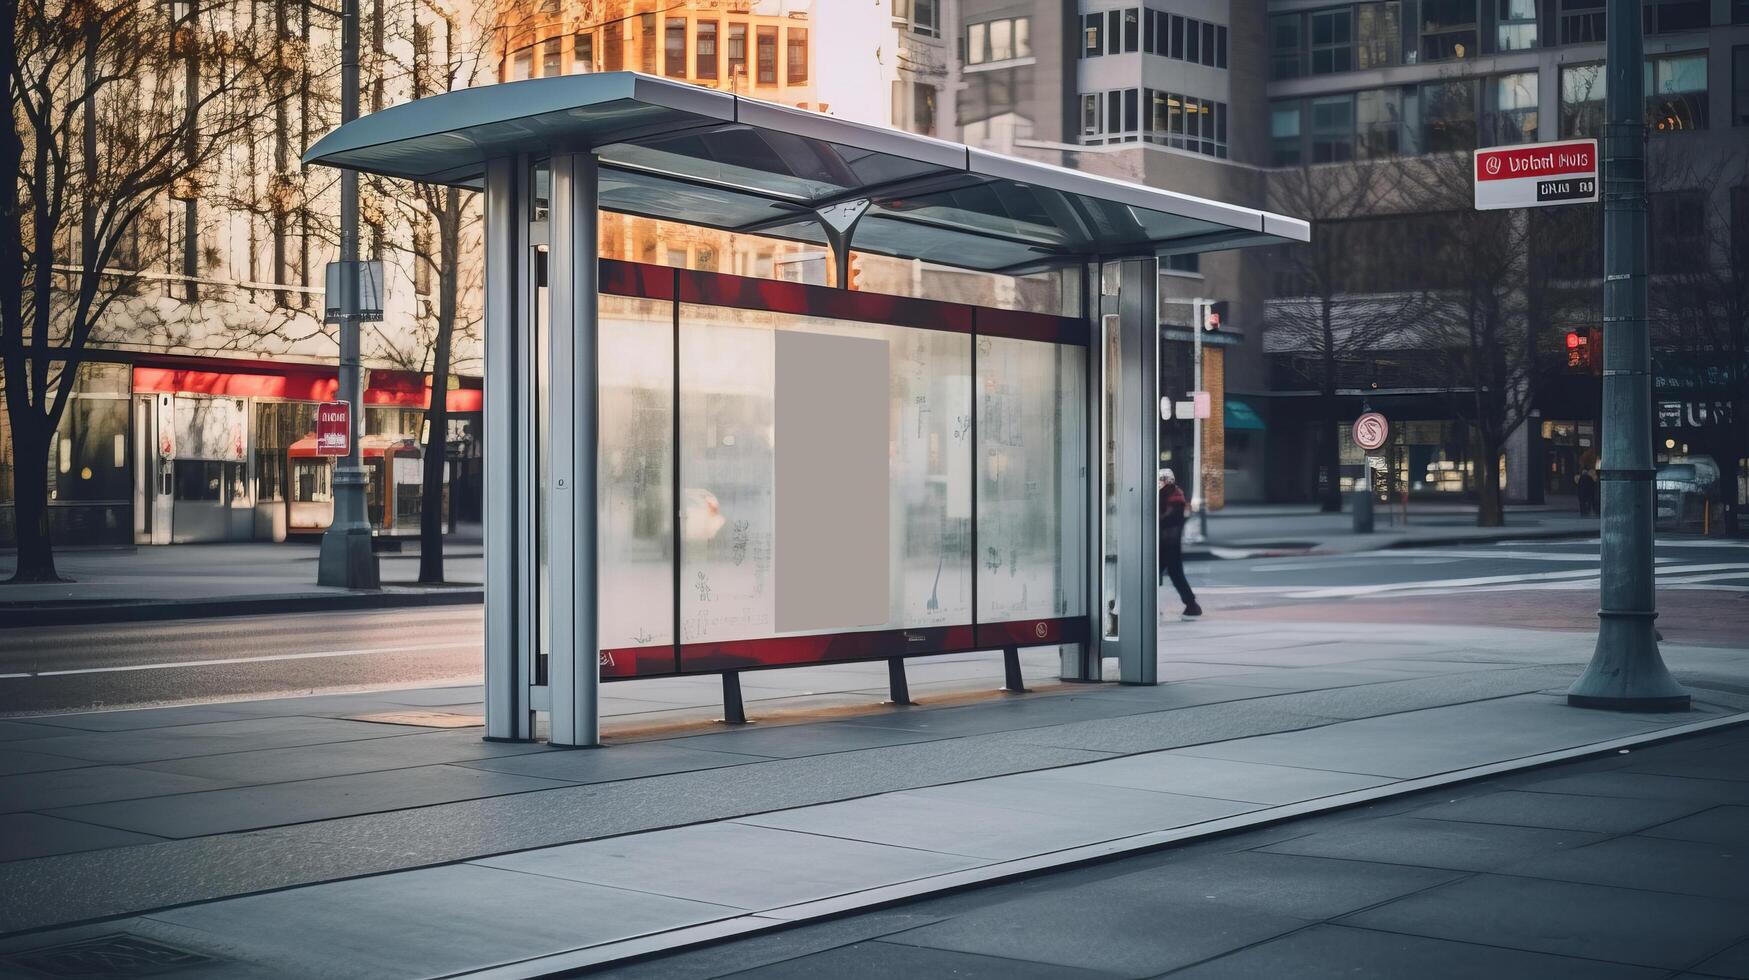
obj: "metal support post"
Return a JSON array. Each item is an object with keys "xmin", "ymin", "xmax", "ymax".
[
  {"xmin": 886, "ymin": 657, "xmax": 914, "ymax": 705},
  {"xmin": 317, "ymin": 0, "xmax": 380, "ymax": 590},
  {"xmin": 720, "ymin": 671, "xmax": 748, "ymax": 725},
  {"xmin": 1002, "ymin": 646, "xmax": 1028, "ymax": 693},
  {"xmin": 1568, "ymin": 0, "xmax": 1687, "ymax": 712},
  {"xmin": 546, "ymin": 152, "xmax": 603, "ymax": 746}
]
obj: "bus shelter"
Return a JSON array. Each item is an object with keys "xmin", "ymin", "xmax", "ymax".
[{"xmin": 307, "ymin": 72, "xmax": 1309, "ymax": 746}]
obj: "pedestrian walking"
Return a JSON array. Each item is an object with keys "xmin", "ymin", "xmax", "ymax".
[{"xmin": 1159, "ymin": 468, "xmax": 1203, "ymax": 620}]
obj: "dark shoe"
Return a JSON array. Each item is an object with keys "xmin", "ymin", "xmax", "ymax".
[{"xmin": 1181, "ymin": 603, "xmax": 1203, "ymax": 621}]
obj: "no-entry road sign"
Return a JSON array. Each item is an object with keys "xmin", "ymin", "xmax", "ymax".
[{"xmin": 1474, "ymin": 139, "xmax": 1598, "ymax": 211}]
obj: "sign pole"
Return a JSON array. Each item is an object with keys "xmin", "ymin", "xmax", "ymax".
[
  {"xmin": 318, "ymin": 0, "xmax": 380, "ymax": 590},
  {"xmin": 1567, "ymin": 0, "xmax": 1686, "ymax": 711}
]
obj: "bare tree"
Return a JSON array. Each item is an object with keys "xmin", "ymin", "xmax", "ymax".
[
  {"xmin": 1265, "ymin": 159, "xmax": 1420, "ymax": 511},
  {"xmin": 4, "ymin": 0, "xmax": 288, "ymax": 581}
]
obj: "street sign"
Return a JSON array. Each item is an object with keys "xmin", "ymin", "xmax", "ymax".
[
  {"xmin": 323, "ymin": 260, "xmax": 385, "ymax": 323},
  {"xmin": 1474, "ymin": 139, "xmax": 1598, "ymax": 211},
  {"xmin": 1353, "ymin": 411, "xmax": 1390, "ymax": 451},
  {"xmin": 315, "ymin": 400, "xmax": 351, "ymax": 456}
]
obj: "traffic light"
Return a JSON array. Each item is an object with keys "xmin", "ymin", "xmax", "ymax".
[{"xmin": 1566, "ymin": 328, "xmax": 1591, "ymax": 371}]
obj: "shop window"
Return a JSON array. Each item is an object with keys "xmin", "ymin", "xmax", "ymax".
[
  {"xmin": 1497, "ymin": 0, "xmax": 1538, "ymax": 50},
  {"xmin": 695, "ymin": 20, "xmax": 716, "ymax": 79},
  {"xmin": 1421, "ymin": 0, "xmax": 1478, "ymax": 61},
  {"xmin": 787, "ymin": 28, "xmax": 807, "ymax": 84},
  {"xmin": 756, "ymin": 26, "xmax": 777, "ymax": 84},
  {"xmin": 174, "ymin": 460, "xmax": 224, "ymax": 502},
  {"xmin": 664, "ymin": 17, "xmax": 686, "ymax": 78}
]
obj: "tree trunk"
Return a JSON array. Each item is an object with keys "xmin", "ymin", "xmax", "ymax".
[
  {"xmin": 1476, "ymin": 435, "xmax": 1504, "ymax": 527},
  {"xmin": 417, "ymin": 191, "xmax": 459, "ymax": 584},
  {"xmin": 7, "ymin": 412, "xmax": 63, "ymax": 582}
]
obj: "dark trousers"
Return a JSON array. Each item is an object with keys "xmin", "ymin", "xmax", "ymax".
[{"xmin": 1160, "ymin": 534, "xmax": 1197, "ymax": 607}]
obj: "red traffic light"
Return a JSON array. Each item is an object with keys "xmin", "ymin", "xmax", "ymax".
[{"xmin": 1566, "ymin": 331, "xmax": 1581, "ymax": 349}]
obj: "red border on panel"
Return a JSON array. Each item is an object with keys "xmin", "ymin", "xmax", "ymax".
[
  {"xmin": 975, "ymin": 307, "xmax": 1087, "ymax": 346},
  {"xmin": 974, "ymin": 616, "xmax": 1089, "ymax": 649},
  {"xmin": 677, "ymin": 267, "xmax": 974, "ymax": 334},
  {"xmin": 599, "ymin": 645, "xmax": 679, "ymax": 679},
  {"xmin": 675, "ymin": 624, "xmax": 976, "ymax": 674},
  {"xmin": 600, "ymin": 258, "xmax": 677, "ymax": 301}
]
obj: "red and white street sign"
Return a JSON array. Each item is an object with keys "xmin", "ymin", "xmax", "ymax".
[
  {"xmin": 1353, "ymin": 411, "xmax": 1390, "ymax": 452},
  {"xmin": 1474, "ymin": 139, "xmax": 1598, "ymax": 211},
  {"xmin": 315, "ymin": 401, "xmax": 351, "ymax": 456}
]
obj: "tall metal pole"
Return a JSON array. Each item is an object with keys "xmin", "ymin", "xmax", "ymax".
[
  {"xmin": 1567, "ymin": 0, "xmax": 1685, "ymax": 711},
  {"xmin": 318, "ymin": 0, "xmax": 381, "ymax": 589},
  {"xmin": 1192, "ymin": 297, "xmax": 1208, "ymax": 541}
]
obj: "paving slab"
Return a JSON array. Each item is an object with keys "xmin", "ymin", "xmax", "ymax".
[
  {"xmin": 1523, "ymin": 770, "xmax": 1749, "ymax": 804},
  {"xmin": 904, "ymin": 770, "xmax": 1262, "ymax": 828},
  {"xmin": 17, "ymin": 716, "xmax": 434, "ymax": 765},
  {"xmin": 0, "ymin": 812, "xmax": 165, "ymax": 862},
  {"xmin": 1166, "ymin": 923, "xmax": 1667, "ymax": 980},
  {"xmin": 1095, "ymin": 850, "xmax": 1462, "ymax": 920},
  {"xmin": 719, "ymin": 939, "xmax": 1118, "ymax": 980},
  {"xmin": 0, "ymin": 748, "xmax": 97, "ymax": 776},
  {"xmin": 45, "ymin": 764, "xmax": 575, "ymax": 838},
  {"xmin": 476, "ymin": 822, "xmax": 982, "ymax": 911},
  {"xmin": 1641, "ymin": 805, "xmax": 1749, "ymax": 847},
  {"xmin": 1404, "ymin": 790, "xmax": 1706, "ymax": 834},
  {"xmin": 457, "ymin": 741, "xmax": 766, "ymax": 783},
  {"xmin": 1259, "ymin": 814, "xmax": 1608, "ymax": 871},
  {"xmin": 145, "ymin": 863, "xmax": 737, "ymax": 979},
  {"xmin": 1340, "ymin": 874, "xmax": 1749, "ymax": 970},
  {"xmin": 0, "ymin": 765, "xmax": 238, "ymax": 814},
  {"xmin": 1509, "ymin": 834, "xmax": 1749, "ymax": 902},
  {"xmin": 136, "ymin": 729, "xmax": 551, "ymax": 784},
  {"xmin": 1030, "ymin": 751, "xmax": 1394, "ymax": 805},
  {"xmin": 665, "ymin": 722, "xmax": 945, "ymax": 759},
  {"xmin": 0, "ymin": 720, "xmax": 71, "ymax": 741},
  {"xmin": 1693, "ymin": 937, "xmax": 1749, "ymax": 979}
]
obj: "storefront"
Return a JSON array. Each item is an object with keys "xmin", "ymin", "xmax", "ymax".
[{"xmin": 0, "ymin": 357, "xmax": 480, "ymax": 548}]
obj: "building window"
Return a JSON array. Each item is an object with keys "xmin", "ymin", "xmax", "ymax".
[
  {"xmin": 1082, "ymin": 88, "xmax": 1140, "ymax": 144},
  {"xmin": 727, "ymin": 23, "xmax": 746, "ymax": 81},
  {"xmin": 1644, "ymin": 0, "xmax": 1710, "ymax": 34},
  {"xmin": 1647, "ymin": 52, "xmax": 1708, "ymax": 131},
  {"xmin": 1163, "ymin": 253, "xmax": 1200, "ymax": 274},
  {"xmin": 1732, "ymin": 186, "xmax": 1749, "ymax": 269},
  {"xmin": 574, "ymin": 32, "xmax": 594, "ymax": 73},
  {"xmin": 1486, "ymin": 72, "xmax": 1539, "ymax": 144},
  {"xmin": 756, "ymin": 26, "xmax": 776, "ymax": 84},
  {"xmin": 1142, "ymin": 89, "xmax": 1229, "ymax": 157},
  {"xmin": 1357, "ymin": 2, "xmax": 1402, "ymax": 67},
  {"xmin": 787, "ymin": 28, "xmax": 807, "ymax": 83},
  {"xmin": 1649, "ymin": 191, "xmax": 1707, "ymax": 274},
  {"xmin": 1561, "ymin": 62, "xmax": 1605, "ymax": 136},
  {"xmin": 1420, "ymin": 0, "xmax": 1478, "ymax": 61},
  {"xmin": 968, "ymin": 16, "xmax": 1031, "ymax": 65},
  {"xmin": 1310, "ymin": 94, "xmax": 1355, "ymax": 162},
  {"xmin": 913, "ymin": 82, "xmax": 937, "ymax": 135},
  {"xmin": 1272, "ymin": 101, "xmax": 1303, "ymax": 164},
  {"xmin": 695, "ymin": 20, "xmax": 716, "ymax": 79},
  {"xmin": 1272, "ymin": 14, "xmax": 1302, "ymax": 78},
  {"xmin": 510, "ymin": 47, "xmax": 532, "ymax": 80},
  {"xmin": 1310, "ymin": 8, "xmax": 1354, "ymax": 74},
  {"xmin": 912, "ymin": 0, "xmax": 939, "ymax": 37},
  {"xmin": 1421, "ymin": 78, "xmax": 1479, "ymax": 151},
  {"xmin": 1082, "ymin": 13, "xmax": 1102, "ymax": 56},
  {"xmin": 1356, "ymin": 87, "xmax": 1410, "ymax": 157},
  {"xmin": 1169, "ymin": 14, "xmax": 1185, "ymax": 58},
  {"xmin": 640, "ymin": 13, "xmax": 656, "ymax": 74},
  {"xmin": 1497, "ymin": 0, "xmax": 1538, "ymax": 50},
  {"xmin": 605, "ymin": 20, "xmax": 624, "ymax": 71},
  {"xmin": 664, "ymin": 17, "xmax": 686, "ymax": 78},
  {"xmin": 1560, "ymin": 0, "xmax": 1605, "ymax": 44},
  {"xmin": 540, "ymin": 37, "xmax": 560, "ymax": 77},
  {"xmin": 1124, "ymin": 8, "xmax": 1140, "ymax": 51},
  {"xmin": 1736, "ymin": 45, "xmax": 1749, "ymax": 125}
]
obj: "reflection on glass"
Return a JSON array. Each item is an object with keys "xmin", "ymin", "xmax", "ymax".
[
  {"xmin": 599, "ymin": 295, "xmax": 676, "ymax": 652},
  {"xmin": 977, "ymin": 336, "xmax": 1087, "ymax": 624},
  {"xmin": 1101, "ymin": 313, "xmax": 1121, "ymax": 640},
  {"xmin": 677, "ymin": 303, "xmax": 973, "ymax": 653}
]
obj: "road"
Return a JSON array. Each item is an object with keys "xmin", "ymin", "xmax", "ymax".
[
  {"xmin": 3, "ymin": 536, "xmax": 1745, "ymax": 717},
  {"xmin": 584, "ymin": 724, "xmax": 1749, "ymax": 980}
]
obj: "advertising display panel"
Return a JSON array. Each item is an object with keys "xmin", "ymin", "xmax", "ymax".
[{"xmin": 594, "ymin": 260, "xmax": 1086, "ymax": 678}]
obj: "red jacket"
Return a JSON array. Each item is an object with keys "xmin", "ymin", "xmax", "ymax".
[{"xmin": 1160, "ymin": 483, "xmax": 1188, "ymax": 536}]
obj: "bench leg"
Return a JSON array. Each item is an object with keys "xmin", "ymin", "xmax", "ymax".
[
  {"xmin": 1002, "ymin": 646, "xmax": 1028, "ymax": 693},
  {"xmin": 720, "ymin": 670, "xmax": 749, "ymax": 725},
  {"xmin": 886, "ymin": 657, "xmax": 914, "ymax": 705}
]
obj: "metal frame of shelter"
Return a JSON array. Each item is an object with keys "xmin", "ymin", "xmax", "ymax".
[{"xmin": 307, "ymin": 72, "xmax": 1310, "ymax": 746}]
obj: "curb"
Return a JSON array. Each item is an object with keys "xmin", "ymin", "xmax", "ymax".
[
  {"xmin": 455, "ymin": 709, "xmax": 1749, "ymax": 980},
  {"xmin": 0, "ymin": 587, "xmax": 482, "ymax": 628}
]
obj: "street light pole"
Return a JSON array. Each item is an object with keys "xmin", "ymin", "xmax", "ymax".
[
  {"xmin": 317, "ymin": 0, "xmax": 380, "ymax": 589},
  {"xmin": 1567, "ymin": 0, "xmax": 1684, "ymax": 710}
]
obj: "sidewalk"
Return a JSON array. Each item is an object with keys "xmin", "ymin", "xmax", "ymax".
[
  {"xmin": 0, "ymin": 618, "xmax": 1745, "ymax": 978},
  {"xmin": 0, "ymin": 535, "xmax": 483, "ymax": 626},
  {"xmin": 1195, "ymin": 502, "xmax": 1600, "ymax": 558}
]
